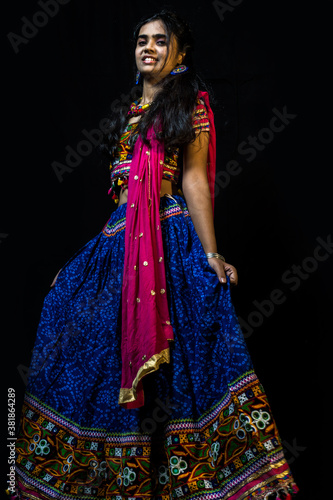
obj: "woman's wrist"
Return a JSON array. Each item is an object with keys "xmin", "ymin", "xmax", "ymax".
[{"xmin": 206, "ymin": 252, "xmax": 226, "ymax": 262}]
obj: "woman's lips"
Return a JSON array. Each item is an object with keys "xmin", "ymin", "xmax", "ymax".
[{"xmin": 142, "ymin": 57, "xmax": 157, "ymax": 64}]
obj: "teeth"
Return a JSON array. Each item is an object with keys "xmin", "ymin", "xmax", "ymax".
[{"xmin": 143, "ymin": 58, "xmax": 156, "ymax": 62}]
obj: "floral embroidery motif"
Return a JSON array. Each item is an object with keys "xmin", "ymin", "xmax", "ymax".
[
  {"xmin": 28, "ymin": 433, "xmax": 40, "ymax": 452},
  {"xmin": 62, "ymin": 455, "xmax": 73, "ymax": 473},
  {"xmin": 209, "ymin": 441, "xmax": 220, "ymax": 468},
  {"xmin": 251, "ymin": 409, "xmax": 271, "ymax": 430},
  {"xmin": 234, "ymin": 412, "xmax": 256, "ymax": 439},
  {"xmin": 158, "ymin": 465, "xmax": 170, "ymax": 485},
  {"xmin": 170, "ymin": 456, "xmax": 188, "ymax": 476},
  {"xmin": 118, "ymin": 466, "xmax": 136, "ymax": 487},
  {"xmin": 35, "ymin": 439, "xmax": 50, "ymax": 456}
]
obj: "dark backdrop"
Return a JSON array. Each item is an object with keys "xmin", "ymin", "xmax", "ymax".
[{"xmin": 2, "ymin": 1, "xmax": 330, "ymax": 498}]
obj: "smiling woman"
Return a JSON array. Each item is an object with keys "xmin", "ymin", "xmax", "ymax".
[
  {"xmin": 13, "ymin": 8, "xmax": 298, "ymax": 500},
  {"xmin": 135, "ymin": 21, "xmax": 184, "ymax": 84}
]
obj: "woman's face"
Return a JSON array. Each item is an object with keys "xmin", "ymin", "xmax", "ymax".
[{"xmin": 135, "ymin": 20, "xmax": 184, "ymax": 83}]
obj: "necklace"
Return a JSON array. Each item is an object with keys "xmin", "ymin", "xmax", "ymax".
[{"xmin": 128, "ymin": 98, "xmax": 152, "ymax": 117}]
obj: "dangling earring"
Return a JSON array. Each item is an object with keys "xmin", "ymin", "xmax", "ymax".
[
  {"xmin": 170, "ymin": 64, "xmax": 188, "ymax": 75},
  {"xmin": 135, "ymin": 71, "xmax": 141, "ymax": 85}
]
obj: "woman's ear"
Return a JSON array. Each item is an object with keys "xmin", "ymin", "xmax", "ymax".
[{"xmin": 178, "ymin": 52, "xmax": 186, "ymax": 65}]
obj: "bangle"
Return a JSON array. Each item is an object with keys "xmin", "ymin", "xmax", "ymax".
[{"xmin": 206, "ymin": 252, "xmax": 226, "ymax": 262}]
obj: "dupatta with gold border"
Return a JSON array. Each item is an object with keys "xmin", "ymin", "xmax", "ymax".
[{"xmin": 119, "ymin": 90, "xmax": 216, "ymax": 408}]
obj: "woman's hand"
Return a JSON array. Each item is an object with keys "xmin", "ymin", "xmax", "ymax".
[
  {"xmin": 207, "ymin": 257, "xmax": 238, "ymax": 285},
  {"xmin": 182, "ymin": 131, "xmax": 238, "ymax": 287}
]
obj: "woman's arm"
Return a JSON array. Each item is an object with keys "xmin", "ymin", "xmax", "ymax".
[{"xmin": 182, "ymin": 131, "xmax": 238, "ymax": 285}]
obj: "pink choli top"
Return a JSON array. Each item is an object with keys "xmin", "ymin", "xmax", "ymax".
[{"xmin": 108, "ymin": 98, "xmax": 210, "ymax": 201}]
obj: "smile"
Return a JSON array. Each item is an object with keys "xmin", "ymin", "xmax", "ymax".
[{"xmin": 142, "ymin": 57, "xmax": 157, "ymax": 63}]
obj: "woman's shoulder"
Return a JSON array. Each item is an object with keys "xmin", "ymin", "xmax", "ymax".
[
  {"xmin": 192, "ymin": 95, "xmax": 210, "ymax": 133},
  {"xmin": 193, "ymin": 90, "xmax": 211, "ymax": 115}
]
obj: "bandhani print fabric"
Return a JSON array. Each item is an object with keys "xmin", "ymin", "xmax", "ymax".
[{"xmin": 13, "ymin": 196, "xmax": 298, "ymax": 499}]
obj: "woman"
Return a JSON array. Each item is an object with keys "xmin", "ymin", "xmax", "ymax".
[{"xmin": 13, "ymin": 9, "xmax": 298, "ymax": 500}]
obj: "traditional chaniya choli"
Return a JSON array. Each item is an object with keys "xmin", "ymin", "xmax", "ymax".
[{"xmin": 13, "ymin": 91, "xmax": 298, "ymax": 500}]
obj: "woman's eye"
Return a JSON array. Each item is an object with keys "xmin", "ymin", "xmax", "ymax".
[{"xmin": 137, "ymin": 39, "xmax": 166, "ymax": 47}]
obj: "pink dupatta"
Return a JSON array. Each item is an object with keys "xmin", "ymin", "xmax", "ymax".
[{"xmin": 119, "ymin": 90, "xmax": 216, "ymax": 409}]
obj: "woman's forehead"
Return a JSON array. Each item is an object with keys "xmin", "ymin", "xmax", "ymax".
[{"xmin": 138, "ymin": 19, "xmax": 166, "ymax": 36}]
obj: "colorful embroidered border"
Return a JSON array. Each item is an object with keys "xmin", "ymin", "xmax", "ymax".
[
  {"xmin": 102, "ymin": 215, "xmax": 126, "ymax": 237},
  {"xmin": 15, "ymin": 370, "xmax": 297, "ymax": 500},
  {"xmin": 102, "ymin": 202, "xmax": 189, "ymax": 237}
]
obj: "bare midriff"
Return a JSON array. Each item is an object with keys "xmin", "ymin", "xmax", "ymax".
[
  {"xmin": 118, "ymin": 114, "xmax": 179, "ymax": 206},
  {"xmin": 118, "ymin": 179, "xmax": 178, "ymax": 206}
]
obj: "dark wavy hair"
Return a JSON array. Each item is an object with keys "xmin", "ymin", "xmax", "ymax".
[{"xmin": 99, "ymin": 9, "xmax": 211, "ymax": 160}]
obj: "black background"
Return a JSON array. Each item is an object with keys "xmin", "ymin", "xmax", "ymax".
[{"xmin": 2, "ymin": 0, "xmax": 331, "ymax": 498}]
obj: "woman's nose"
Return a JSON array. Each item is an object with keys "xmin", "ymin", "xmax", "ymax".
[{"xmin": 144, "ymin": 38, "xmax": 155, "ymax": 51}]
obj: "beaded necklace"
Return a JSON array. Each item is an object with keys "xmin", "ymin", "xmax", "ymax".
[{"xmin": 128, "ymin": 98, "xmax": 152, "ymax": 117}]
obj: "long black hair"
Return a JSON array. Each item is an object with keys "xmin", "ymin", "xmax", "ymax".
[{"xmin": 99, "ymin": 9, "xmax": 211, "ymax": 159}]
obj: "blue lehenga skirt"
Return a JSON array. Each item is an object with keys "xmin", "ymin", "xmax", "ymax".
[{"xmin": 14, "ymin": 195, "xmax": 298, "ymax": 500}]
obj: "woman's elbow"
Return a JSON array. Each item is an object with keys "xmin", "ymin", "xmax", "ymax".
[{"xmin": 182, "ymin": 171, "xmax": 209, "ymax": 194}]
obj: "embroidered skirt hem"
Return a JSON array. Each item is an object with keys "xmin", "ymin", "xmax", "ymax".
[{"xmin": 13, "ymin": 195, "xmax": 298, "ymax": 499}]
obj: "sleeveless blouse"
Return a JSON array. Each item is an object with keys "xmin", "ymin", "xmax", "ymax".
[{"xmin": 108, "ymin": 98, "xmax": 210, "ymax": 201}]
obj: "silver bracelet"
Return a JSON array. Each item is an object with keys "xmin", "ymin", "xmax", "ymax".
[{"xmin": 206, "ymin": 252, "xmax": 226, "ymax": 262}]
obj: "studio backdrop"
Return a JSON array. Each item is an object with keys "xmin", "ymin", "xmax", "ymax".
[{"xmin": 2, "ymin": 1, "xmax": 330, "ymax": 498}]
